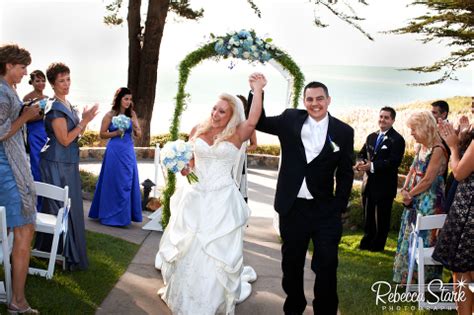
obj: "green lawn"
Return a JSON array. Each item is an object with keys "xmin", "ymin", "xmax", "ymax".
[
  {"xmin": 337, "ymin": 231, "xmax": 456, "ymax": 315},
  {"xmin": 0, "ymin": 230, "xmax": 139, "ymax": 314}
]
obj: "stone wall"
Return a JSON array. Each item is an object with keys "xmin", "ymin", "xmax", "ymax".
[
  {"xmin": 79, "ymin": 147, "xmax": 278, "ymax": 168},
  {"xmin": 79, "ymin": 147, "xmax": 157, "ymax": 161},
  {"xmin": 79, "ymin": 147, "xmax": 406, "ymax": 186}
]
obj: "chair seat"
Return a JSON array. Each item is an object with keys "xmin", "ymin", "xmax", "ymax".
[
  {"xmin": 35, "ymin": 213, "xmax": 59, "ymax": 234},
  {"xmin": 36, "ymin": 212, "xmax": 58, "ymax": 228},
  {"xmin": 416, "ymin": 247, "xmax": 442, "ymax": 265}
]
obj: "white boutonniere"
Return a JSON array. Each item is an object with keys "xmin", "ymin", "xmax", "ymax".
[
  {"xmin": 328, "ymin": 135, "xmax": 340, "ymax": 152},
  {"xmin": 383, "ymin": 135, "xmax": 388, "ymax": 142}
]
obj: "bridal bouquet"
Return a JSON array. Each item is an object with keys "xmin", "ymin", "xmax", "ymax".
[
  {"xmin": 112, "ymin": 114, "xmax": 130, "ymax": 138},
  {"xmin": 161, "ymin": 140, "xmax": 199, "ymax": 184}
]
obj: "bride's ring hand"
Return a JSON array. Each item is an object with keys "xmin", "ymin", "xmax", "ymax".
[{"xmin": 181, "ymin": 166, "xmax": 191, "ymax": 176}]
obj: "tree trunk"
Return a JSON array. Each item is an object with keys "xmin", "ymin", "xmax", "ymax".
[
  {"xmin": 128, "ymin": 0, "xmax": 170, "ymax": 146},
  {"xmin": 127, "ymin": 0, "xmax": 142, "ymax": 96}
]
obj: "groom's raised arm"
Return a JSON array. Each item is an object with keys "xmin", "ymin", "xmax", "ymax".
[{"xmin": 248, "ymin": 90, "xmax": 282, "ymax": 136}]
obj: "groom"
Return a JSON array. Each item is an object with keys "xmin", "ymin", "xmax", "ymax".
[{"xmin": 249, "ymin": 77, "xmax": 354, "ymax": 315}]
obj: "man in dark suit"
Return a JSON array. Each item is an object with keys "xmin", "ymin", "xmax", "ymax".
[
  {"xmin": 355, "ymin": 107, "xmax": 405, "ymax": 252},
  {"xmin": 249, "ymin": 78, "xmax": 354, "ymax": 315}
]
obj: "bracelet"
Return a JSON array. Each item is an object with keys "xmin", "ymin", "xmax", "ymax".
[{"xmin": 77, "ymin": 124, "xmax": 84, "ymax": 131}]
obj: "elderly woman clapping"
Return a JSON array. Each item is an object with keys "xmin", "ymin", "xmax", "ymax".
[{"xmin": 393, "ymin": 111, "xmax": 448, "ymax": 284}]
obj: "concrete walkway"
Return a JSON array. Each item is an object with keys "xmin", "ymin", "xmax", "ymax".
[{"xmin": 84, "ymin": 168, "xmax": 316, "ymax": 315}]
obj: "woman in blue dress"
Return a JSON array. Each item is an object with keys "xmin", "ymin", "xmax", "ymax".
[
  {"xmin": 0, "ymin": 44, "xmax": 40, "ymax": 314},
  {"xmin": 89, "ymin": 87, "xmax": 142, "ymax": 226},
  {"xmin": 23, "ymin": 70, "xmax": 48, "ymax": 210},
  {"xmin": 35, "ymin": 62, "xmax": 98, "ymax": 271}
]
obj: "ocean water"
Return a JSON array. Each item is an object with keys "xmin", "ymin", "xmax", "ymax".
[{"xmin": 16, "ymin": 62, "xmax": 472, "ymax": 143}]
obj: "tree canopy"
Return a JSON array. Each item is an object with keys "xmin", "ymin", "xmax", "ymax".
[{"xmin": 390, "ymin": 0, "xmax": 474, "ymax": 85}]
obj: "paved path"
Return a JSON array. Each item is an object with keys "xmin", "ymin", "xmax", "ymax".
[{"xmin": 82, "ymin": 167, "xmax": 316, "ymax": 315}]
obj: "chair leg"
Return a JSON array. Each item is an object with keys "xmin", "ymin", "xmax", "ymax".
[
  {"xmin": 406, "ymin": 250, "xmax": 415, "ymax": 293},
  {"xmin": 46, "ymin": 226, "xmax": 62, "ymax": 279},
  {"xmin": 418, "ymin": 243, "xmax": 425, "ymax": 309},
  {"xmin": 3, "ymin": 242, "xmax": 12, "ymax": 304}
]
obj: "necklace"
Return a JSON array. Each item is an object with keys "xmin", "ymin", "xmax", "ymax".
[
  {"xmin": 54, "ymin": 95, "xmax": 71, "ymax": 110},
  {"xmin": 34, "ymin": 90, "xmax": 45, "ymax": 98}
]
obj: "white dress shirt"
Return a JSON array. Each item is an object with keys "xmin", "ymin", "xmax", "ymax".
[{"xmin": 297, "ymin": 114, "xmax": 329, "ymax": 199}]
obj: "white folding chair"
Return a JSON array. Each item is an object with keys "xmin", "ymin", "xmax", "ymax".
[
  {"xmin": 29, "ymin": 182, "xmax": 70, "ymax": 279},
  {"xmin": 0, "ymin": 206, "xmax": 13, "ymax": 304},
  {"xmin": 406, "ymin": 213, "xmax": 455, "ymax": 309}
]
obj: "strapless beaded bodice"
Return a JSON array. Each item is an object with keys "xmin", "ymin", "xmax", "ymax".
[{"xmin": 192, "ymin": 138, "xmax": 240, "ymax": 191}]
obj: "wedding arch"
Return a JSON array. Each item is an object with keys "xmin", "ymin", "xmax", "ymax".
[{"xmin": 161, "ymin": 29, "xmax": 305, "ymax": 227}]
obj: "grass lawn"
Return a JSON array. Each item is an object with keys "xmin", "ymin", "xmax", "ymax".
[
  {"xmin": 0, "ymin": 230, "xmax": 139, "ymax": 314},
  {"xmin": 337, "ymin": 231, "xmax": 456, "ymax": 315}
]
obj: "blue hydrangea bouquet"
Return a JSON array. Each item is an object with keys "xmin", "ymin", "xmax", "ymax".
[
  {"xmin": 161, "ymin": 140, "xmax": 199, "ymax": 184},
  {"xmin": 111, "ymin": 114, "xmax": 131, "ymax": 138},
  {"xmin": 213, "ymin": 29, "xmax": 279, "ymax": 65}
]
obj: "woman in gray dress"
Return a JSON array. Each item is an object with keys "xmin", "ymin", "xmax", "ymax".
[
  {"xmin": 35, "ymin": 62, "xmax": 98, "ymax": 271},
  {"xmin": 0, "ymin": 43, "xmax": 40, "ymax": 314}
]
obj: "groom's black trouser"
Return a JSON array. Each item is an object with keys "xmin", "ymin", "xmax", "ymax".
[{"xmin": 279, "ymin": 198, "xmax": 342, "ymax": 315}]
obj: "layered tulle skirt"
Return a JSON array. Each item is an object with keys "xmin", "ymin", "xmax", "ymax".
[{"xmin": 155, "ymin": 182, "xmax": 256, "ymax": 315}]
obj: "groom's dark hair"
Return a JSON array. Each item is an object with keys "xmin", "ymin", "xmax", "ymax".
[{"xmin": 304, "ymin": 81, "xmax": 329, "ymax": 97}]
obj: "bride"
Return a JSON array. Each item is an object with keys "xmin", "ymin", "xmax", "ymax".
[{"xmin": 155, "ymin": 73, "xmax": 266, "ymax": 314}]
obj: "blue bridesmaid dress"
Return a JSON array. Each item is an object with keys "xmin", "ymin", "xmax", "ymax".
[
  {"xmin": 88, "ymin": 120, "xmax": 142, "ymax": 226},
  {"xmin": 27, "ymin": 120, "xmax": 47, "ymax": 181},
  {"xmin": 27, "ymin": 120, "xmax": 47, "ymax": 209}
]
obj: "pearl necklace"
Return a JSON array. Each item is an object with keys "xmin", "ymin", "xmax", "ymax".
[{"xmin": 54, "ymin": 95, "xmax": 72, "ymax": 110}]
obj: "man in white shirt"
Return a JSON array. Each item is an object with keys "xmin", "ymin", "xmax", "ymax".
[{"xmin": 249, "ymin": 80, "xmax": 354, "ymax": 315}]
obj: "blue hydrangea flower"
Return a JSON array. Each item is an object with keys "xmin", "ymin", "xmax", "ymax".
[
  {"xmin": 111, "ymin": 114, "xmax": 131, "ymax": 138},
  {"xmin": 161, "ymin": 140, "xmax": 199, "ymax": 183},
  {"xmin": 238, "ymin": 30, "xmax": 251, "ymax": 39}
]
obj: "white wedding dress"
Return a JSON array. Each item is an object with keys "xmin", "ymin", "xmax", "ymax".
[{"xmin": 155, "ymin": 138, "xmax": 257, "ymax": 315}]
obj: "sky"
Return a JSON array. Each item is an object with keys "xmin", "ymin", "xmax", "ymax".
[
  {"xmin": 1, "ymin": 0, "xmax": 465, "ymax": 69},
  {"xmin": 1, "ymin": 0, "xmax": 472, "ymax": 139}
]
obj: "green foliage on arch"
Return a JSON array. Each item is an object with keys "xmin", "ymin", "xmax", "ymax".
[{"xmin": 161, "ymin": 30, "xmax": 305, "ymax": 227}]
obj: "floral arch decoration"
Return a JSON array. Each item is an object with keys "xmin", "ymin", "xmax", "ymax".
[{"xmin": 161, "ymin": 29, "xmax": 305, "ymax": 227}]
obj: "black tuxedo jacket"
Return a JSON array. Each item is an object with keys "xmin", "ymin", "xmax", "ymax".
[
  {"xmin": 251, "ymin": 96, "xmax": 354, "ymax": 216},
  {"xmin": 359, "ymin": 127, "xmax": 405, "ymax": 200}
]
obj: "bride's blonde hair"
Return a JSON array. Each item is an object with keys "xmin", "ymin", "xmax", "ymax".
[{"xmin": 193, "ymin": 93, "xmax": 245, "ymax": 145}]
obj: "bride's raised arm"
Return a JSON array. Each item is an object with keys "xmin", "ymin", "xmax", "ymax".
[{"xmin": 236, "ymin": 73, "xmax": 266, "ymax": 142}]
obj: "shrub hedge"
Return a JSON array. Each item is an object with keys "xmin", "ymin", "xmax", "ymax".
[
  {"xmin": 79, "ymin": 169, "xmax": 99, "ymax": 195},
  {"xmin": 346, "ymin": 185, "xmax": 404, "ymax": 232}
]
